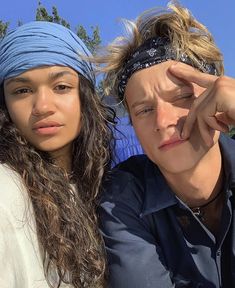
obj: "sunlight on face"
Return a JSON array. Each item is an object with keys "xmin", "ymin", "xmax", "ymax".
[
  {"xmin": 125, "ymin": 61, "xmax": 220, "ymax": 174},
  {"xmin": 4, "ymin": 66, "xmax": 82, "ymax": 161}
]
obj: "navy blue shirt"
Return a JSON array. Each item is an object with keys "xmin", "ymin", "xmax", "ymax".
[{"xmin": 99, "ymin": 135, "xmax": 235, "ymax": 288}]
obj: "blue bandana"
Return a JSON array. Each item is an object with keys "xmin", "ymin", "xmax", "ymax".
[{"xmin": 0, "ymin": 21, "xmax": 95, "ymax": 85}]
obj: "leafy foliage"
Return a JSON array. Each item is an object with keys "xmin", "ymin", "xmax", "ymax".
[
  {"xmin": 36, "ymin": 1, "xmax": 100, "ymax": 52},
  {"xmin": 36, "ymin": 1, "xmax": 70, "ymax": 28},
  {"xmin": 0, "ymin": 1, "xmax": 101, "ymax": 53},
  {"xmin": 76, "ymin": 25, "xmax": 101, "ymax": 53},
  {"xmin": 0, "ymin": 20, "xmax": 9, "ymax": 38},
  {"xmin": 229, "ymin": 127, "xmax": 235, "ymax": 137}
]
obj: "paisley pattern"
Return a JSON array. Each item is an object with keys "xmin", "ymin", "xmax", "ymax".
[{"xmin": 118, "ymin": 37, "xmax": 217, "ymax": 98}]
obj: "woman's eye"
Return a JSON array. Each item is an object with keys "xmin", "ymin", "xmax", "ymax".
[
  {"xmin": 55, "ymin": 84, "xmax": 72, "ymax": 92},
  {"xmin": 14, "ymin": 88, "xmax": 31, "ymax": 95}
]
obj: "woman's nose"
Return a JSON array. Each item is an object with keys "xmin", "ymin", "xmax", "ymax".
[{"xmin": 32, "ymin": 88, "xmax": 55, "ymax": 116}]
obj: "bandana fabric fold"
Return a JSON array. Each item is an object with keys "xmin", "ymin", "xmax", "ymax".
[
  {"xmin": 0, "ymin": 21, "xmax": 95, "ymax": 85},
  {"xmin": 118, "ymin": 37, "xmax": 217, "ymax": 98}
]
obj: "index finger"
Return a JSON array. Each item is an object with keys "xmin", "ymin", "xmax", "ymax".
[{"xmin": 169, "ymin": 62, "xmax": 218, "ymax": 88}]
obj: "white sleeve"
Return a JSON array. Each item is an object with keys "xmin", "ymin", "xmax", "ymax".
[
  {"xmin": 0, "ymin": 206, "xmax": 28, "ymax": 288},
  {"xmin": 0, "ymin": 165, "xmax": 52, "ymax": 288}
]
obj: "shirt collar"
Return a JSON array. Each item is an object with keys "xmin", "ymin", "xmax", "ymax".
[
  {"xmin": 140, "ymin": 134, "xmax": 235, "ymax": 217},
  {"xmin": 140, "ymin": 160, "xmax": 177, "ymax": 217}
]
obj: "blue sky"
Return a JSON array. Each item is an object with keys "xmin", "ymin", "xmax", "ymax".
[{"xmin": 1, "ymin": 0, "xmax": 234, "ymax": 77}]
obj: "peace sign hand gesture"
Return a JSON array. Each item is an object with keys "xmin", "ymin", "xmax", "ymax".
[{"xmin": 169, "ymin": 63, "xmax": 235, "ymax": 146}]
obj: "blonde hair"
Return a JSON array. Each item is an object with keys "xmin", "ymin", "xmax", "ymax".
[{"xmin": 94, "ymin": 2, "xmax": 224, "ymax": 100}]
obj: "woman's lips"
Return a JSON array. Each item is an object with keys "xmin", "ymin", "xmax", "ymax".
[
  {"xmin": 34, "ymin": 126, "xmax": 63, "ymax": 135},
  {"xmin": 32, "ymin": 121, "xmax": 63, "ymax": 135}
]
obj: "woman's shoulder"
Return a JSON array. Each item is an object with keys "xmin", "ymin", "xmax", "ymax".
[
  {"xmin": 0, "ymin": 163, "xmax": 25, "ymax": 197},
  {"xmin": 0, "ymin": 164, "xmax": 49, "ymax": 288},
  {"xmin": 0, "ymin": 163, "xmax": 23, "ymax": 186},
  {"xmin": 0, "ymin": 163, "xmax": 30, "ymax": 220}
]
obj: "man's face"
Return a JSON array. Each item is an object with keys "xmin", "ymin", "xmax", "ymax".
[{"xmin": 125, "ymin": 60, "xmax": 220, "ymax": 175}]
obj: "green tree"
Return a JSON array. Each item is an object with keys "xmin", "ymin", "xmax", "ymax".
[
  {"xmin": 36, "ymin": 1, "xmax": 70, "ymax": 28},
  {"xmin": 36, "ymin": 1, "xmax": 101, "ymax": 53},
  {"xmin": 0, "ymin": 2, "xmax": 101, "ymax": 53},
  {"xmin": 76, "ymin": 24, "xmax": 101, "ymax": 53},
  {"xmin": 229, "ymin": 127, "xmax": 235, "ymax": 137},
  {"xmin": 0, "ymin": 20, "xmax": 9, "ymax": 38}
]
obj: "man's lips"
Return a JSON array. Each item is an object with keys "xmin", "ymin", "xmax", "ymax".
[{"xmin": 158, "ymin": 137, "xmax": 186, "ymax": 150}]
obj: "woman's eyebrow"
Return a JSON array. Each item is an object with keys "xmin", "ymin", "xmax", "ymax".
[
  {"xmin": 4, "ymin": 71, "xmax": 77, "ymax": 87},
  {"xmin": 5, "ymin": 77, "xmax": 31, "ymax": 86},
  {"xmin": 48, "ymin": 71, "xmax": 77, "ymax": 81}
]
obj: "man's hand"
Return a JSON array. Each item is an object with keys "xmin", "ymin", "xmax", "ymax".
[{"xmin": 169, "ymin": 63, "xmax": 235, "ymax": 146}]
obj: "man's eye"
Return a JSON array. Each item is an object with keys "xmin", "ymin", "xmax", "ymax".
[
  {"xmin": 136, "ymin": 107, "xmax": 154, "ymax": 116},
  {"xmin": 176, "ymin": 94, "xmax": 194, "ymax": 101}
]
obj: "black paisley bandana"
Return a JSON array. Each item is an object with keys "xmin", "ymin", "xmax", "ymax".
[{"xmin": 118, "ymin": 37, "xmax": 217, "ymax": 99}]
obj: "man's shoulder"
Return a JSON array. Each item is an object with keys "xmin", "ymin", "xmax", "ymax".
[
  {"xmin": 118, "ymin": 154, "xmax": 149, "ymax": 171},
  {"xmin": 219, "ymin": 133, "xmax": 235, "ymax": 162},
  {"xmin": 220, "ymin": 135, "xmax": 235, "ymax": 189},
  {"xmin": 102, "ymin": 155, "xmax": 153, "ymax": 203},
  {"xmin": 110, "ymin": 154, "xmax": 151, "ymax": 184}
]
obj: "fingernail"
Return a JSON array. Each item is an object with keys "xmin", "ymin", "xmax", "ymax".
[{"xmin": 170, "ymin": 62, "xmax": 179, "ymax": 69}]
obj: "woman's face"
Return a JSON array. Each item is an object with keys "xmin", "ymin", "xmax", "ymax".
[
  {"xmin": 4, "ymin": 66, "xmax": 81, "ymax": 159},
  {"xmin": 125, "ymin": 60, "xmax": 220, "ymax": 175}
]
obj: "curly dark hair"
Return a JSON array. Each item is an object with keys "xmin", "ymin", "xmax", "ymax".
[{"xmin": 0, "ymin": 75, "xmax": 115, "ymax": 288}]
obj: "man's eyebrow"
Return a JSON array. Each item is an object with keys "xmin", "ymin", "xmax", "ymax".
[
  {"xmin": 131, "ymin": 100, "xmax": 151, "ymax": 109},
  {"xmin": 130, "ymin": 84, "xmax": 193, "ymax": 108}
]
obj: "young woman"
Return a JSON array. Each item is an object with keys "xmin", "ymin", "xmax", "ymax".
[
  {"xmin": 94, "ymin": 3, "xmax": 235, "ymax": 287},
  {"xmin": 0, "ymin": 21, "xmax": 114, "ymax": 288}
]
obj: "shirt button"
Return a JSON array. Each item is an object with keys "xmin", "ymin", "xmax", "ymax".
[{"xmin": 216, "ymin": 250, "xmax": 221, "ymax": 257}]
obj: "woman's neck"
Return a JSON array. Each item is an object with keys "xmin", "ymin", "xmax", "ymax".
[{"xmin": 49, "ymin": 145, "xmax": 72, "ymax": 173}]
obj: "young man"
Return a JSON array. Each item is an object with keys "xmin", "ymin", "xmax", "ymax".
[{"xmin": 95, "ymin": 3, "xmax": 235, "ymax": 287}]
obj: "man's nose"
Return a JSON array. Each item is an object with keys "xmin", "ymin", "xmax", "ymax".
[{"xmin": 154, "ymin": 101, "xmax": 178, "ymax": 132}]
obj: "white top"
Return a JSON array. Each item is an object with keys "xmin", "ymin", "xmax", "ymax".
[{"xmin": 0, "ymin": 164, "xmax": 71, "ymax": 288}]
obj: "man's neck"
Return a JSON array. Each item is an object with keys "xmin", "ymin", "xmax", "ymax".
[{"xmin": 161, "ymin": 143, "xmax": 223, "ymax": 208}]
